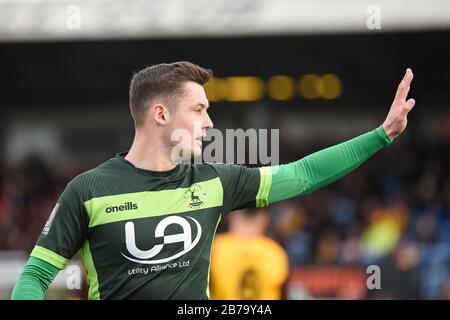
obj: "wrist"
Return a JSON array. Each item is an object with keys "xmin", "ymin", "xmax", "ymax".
[
  {"xmin": 377, "ymin": 125, "xmax": 393, "ymax": 145},
  {"xmin": 382, "ymin": 123, "xmax": 396, "ymax": 141}
]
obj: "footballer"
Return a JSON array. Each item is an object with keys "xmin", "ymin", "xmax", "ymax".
[{"xmin": 12, "ymin": 62, "xmax": 415, "ymax": 299}]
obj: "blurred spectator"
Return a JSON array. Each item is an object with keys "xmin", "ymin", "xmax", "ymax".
[
  {"xmin": 270, "ymin": 202, "xmax": 312, "ymax": 265},
  {"xmin": 439, "ymin": 278, "xmax": 450, "ymax": 300},
  {"xmin": 313, "ymin": 230, "xmax": 340, "ymax": 265},
  {"xmin": 210, "ymin": 208, "xmax": 289, "ymax": 300},
  {"xmin": 361, "ymin": 202, "xmax": 408, "ymax": 265},
  {"xmin": 369, "ymin": 241, "xmax": 421, "ymax": 299}
]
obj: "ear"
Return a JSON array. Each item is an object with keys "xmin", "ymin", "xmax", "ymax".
[{"xmin": 153, "ymin": 104, "xmax": 170, "ymax": 125}]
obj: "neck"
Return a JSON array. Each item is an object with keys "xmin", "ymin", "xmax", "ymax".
[
  {"xmin": 125, "ymin": 128, "xmax": 177, "ymax": 172},
  {"xmin": 231, "ymin": 224, "xmax": 263, "ymax": 238}
]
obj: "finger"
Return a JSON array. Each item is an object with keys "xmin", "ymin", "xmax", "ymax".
[
  {"xmin": 405, "ymin": 98, "xmax": 416, "ymax": 112},
  {"xmin": 395, "ymin": 68, "xmax": 414, "ymax": 101},
  {"xmin": 395, "ymin": 68, "xmax": 414, "ymax": 102}
]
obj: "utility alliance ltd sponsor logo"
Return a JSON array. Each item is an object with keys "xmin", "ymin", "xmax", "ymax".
[{"xmin": 122, "ymin": 215, "xmax": 201, "ymax": 265}]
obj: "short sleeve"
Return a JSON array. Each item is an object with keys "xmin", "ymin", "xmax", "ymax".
[
  {"xmin": 211, "ymin": 164, "xmax": 271, "ymax": 213},
  {"xmin": 30, "ymin": 182, "xmax": 89, "ymax": 270}
]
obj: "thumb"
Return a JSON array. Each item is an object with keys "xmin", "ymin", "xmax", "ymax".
[{"xmin": 405, "ymin": 98, "xmax": 416, "ymax": 113}]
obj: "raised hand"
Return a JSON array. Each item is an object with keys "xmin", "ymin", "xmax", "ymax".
[{"xmin": 382, "ymin": 68, "xmax": 416, "ymax": 141}]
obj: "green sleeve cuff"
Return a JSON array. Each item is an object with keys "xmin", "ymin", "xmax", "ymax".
[
  {"xmin": 375, "ymin": 125, "xmax": 393, "ymax": 146},
  {"xmin": 256, "ymin": 167, "xmax": 272, "ymax": 207}
]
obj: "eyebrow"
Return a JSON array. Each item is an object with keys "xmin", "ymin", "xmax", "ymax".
[{"xmin": 195, "ymin": 103, "xmax": 210, "ymax": 109}]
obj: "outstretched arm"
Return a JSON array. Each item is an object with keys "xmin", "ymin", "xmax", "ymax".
[{"xmin": 256, "ymin": 69, "xmax": 416, "ymax": 206}]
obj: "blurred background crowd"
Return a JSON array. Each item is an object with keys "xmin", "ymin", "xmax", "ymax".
[
  {"xmin": 1, "ymin": 0, "xmax": 450, "ymax": 300},
  {"xmin": 2, "ymin": 113, "xmax": 450, "ymax": 299}
]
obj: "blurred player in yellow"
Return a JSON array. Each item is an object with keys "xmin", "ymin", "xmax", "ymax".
[{"xmin": 210, "ymin": 208, "xmax": 289, "ymax": 299}]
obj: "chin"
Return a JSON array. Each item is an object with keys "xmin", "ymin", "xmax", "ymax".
[{"xmin": 191, "ymin": 146, "xmax": 202, "ymax": 158}]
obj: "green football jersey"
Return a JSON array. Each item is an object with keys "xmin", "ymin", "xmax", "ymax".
[{"xmin": 31, "ymin": 152, "xmax": 269, "ymax": 300}]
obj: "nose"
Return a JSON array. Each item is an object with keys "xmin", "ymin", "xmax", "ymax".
[{"xmin": 203, "ymin": 111, "xmax": 214, "ymax": 130}]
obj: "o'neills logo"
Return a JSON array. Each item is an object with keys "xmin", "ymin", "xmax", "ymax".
[{"xmin": 106, "ymin": 202, "xmax": 138, "ymax": 213}]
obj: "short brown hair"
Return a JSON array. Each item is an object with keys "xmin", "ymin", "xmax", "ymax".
[{"xmin": 129, "ymin": 61, "xmax": 213, "ymax": 127}]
